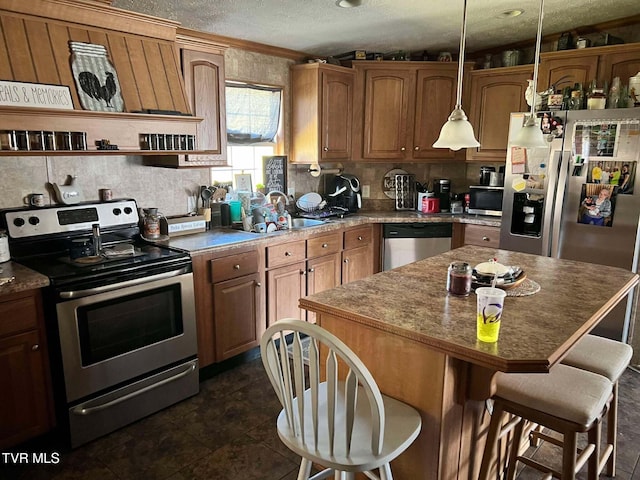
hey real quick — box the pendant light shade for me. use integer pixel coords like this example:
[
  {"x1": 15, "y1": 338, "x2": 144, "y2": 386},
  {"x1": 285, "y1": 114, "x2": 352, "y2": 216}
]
[
  {"x1": 513, "y1": 114, "x2": 548, "y2": 148},
  {"x1": 512, "y1": 0, "x2": 547, "y2": 148},
  {"x1": 433, "y1": 0, "x2": 479, "y2": 150},
  {"x1": 432, "y1": 106, "x2": 479, "y2": 150}
]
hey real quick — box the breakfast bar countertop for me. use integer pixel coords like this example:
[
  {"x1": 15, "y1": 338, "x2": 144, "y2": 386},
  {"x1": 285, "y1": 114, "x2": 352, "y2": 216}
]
[{"x1": 300, "y1": 245, "x2": 639, "y2": 373}]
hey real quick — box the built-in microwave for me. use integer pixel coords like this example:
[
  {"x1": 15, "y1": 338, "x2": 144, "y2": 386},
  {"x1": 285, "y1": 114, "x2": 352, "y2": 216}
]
[{"x1": 468, "y1": 186, "x2": 503, "y2": 216}]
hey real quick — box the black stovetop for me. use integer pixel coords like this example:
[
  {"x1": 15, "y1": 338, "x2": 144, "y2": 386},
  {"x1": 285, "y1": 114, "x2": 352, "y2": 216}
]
[{"x1": 15, "y1": 240, "x2": 191, "y2": 288}]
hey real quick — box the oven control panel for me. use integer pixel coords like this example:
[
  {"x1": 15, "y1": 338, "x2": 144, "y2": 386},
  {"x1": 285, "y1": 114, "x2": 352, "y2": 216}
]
[{"x1": 4, "y1": 200, "x2": 139, "y2": 238}]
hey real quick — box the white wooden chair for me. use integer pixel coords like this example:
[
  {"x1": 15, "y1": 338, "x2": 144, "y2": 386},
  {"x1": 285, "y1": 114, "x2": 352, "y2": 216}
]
[{"x1": 260, "y1": 319, "x2": 422, "y2": 480}]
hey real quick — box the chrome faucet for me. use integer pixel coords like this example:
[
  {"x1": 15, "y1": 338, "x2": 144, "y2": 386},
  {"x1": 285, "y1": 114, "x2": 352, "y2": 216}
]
[{"x1": 92, "y1": 223, "x2": 102, "y2": 256}]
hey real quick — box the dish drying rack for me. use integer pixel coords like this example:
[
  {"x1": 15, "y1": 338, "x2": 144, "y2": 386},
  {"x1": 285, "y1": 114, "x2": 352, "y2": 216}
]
[{"x1": 395, "y1": 174, "x2": 417, "y2": 210}]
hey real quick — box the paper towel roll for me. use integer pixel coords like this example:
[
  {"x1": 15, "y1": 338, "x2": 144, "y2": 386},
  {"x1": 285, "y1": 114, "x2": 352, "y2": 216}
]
[{"x1": 308, "y1": 163, "x2": 342, "y2": 177}]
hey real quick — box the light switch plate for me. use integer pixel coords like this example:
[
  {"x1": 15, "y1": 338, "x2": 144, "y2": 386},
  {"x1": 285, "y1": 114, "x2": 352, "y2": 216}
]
[{"x1": 362, "y1": 184, "x2": 370, "y2": 198}]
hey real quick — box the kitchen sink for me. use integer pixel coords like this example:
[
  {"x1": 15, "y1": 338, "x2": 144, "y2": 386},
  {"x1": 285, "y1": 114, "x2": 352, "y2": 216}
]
[{"x1": 290, "y1": 218, "x2": 326, "y2": 229}]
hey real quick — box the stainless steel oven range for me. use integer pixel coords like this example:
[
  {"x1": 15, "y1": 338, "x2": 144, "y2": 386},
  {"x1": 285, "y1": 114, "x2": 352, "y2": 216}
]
[{"x1": 1, "y1": 200, "x2": 198, "y2": 448}]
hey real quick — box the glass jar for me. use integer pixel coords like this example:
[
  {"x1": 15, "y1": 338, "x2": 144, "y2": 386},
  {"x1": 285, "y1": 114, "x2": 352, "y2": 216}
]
[
  {"x1": 0, "y1": 230, "x2": 10, "y2": 263},
  {"x1": 447, "y1": 261, "x2": 472, "y2": 296},
  {"x1": 142, "y1": 208, "x2": 163, "y2": 239}
]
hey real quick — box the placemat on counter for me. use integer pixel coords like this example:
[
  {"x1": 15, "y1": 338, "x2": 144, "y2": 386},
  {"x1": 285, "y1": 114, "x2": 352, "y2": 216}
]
[{"x1": 506, "y1": 278, "x2": 540, "y2": 297}]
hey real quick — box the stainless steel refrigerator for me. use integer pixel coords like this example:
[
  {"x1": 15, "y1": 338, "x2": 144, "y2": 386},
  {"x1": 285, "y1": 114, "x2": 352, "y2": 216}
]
[{"x1": 500, "y1": 108, "x2": 640, "y2": 342}]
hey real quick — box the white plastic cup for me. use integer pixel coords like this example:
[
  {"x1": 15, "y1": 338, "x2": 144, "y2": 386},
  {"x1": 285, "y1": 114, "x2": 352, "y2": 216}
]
[{"x1": 476, "y1": 287, "x2": 507, "y2": 342}]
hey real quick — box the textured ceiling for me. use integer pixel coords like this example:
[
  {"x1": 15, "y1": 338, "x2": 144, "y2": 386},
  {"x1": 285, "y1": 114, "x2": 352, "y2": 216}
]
[{"x1": 112, "y1": 0, "x2": 640, "y2": 57}]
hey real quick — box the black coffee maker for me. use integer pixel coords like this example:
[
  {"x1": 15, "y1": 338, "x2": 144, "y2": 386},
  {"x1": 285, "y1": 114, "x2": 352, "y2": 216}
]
[{"x1": 327, "y1": 174, "x2": 362, "y2": 213}]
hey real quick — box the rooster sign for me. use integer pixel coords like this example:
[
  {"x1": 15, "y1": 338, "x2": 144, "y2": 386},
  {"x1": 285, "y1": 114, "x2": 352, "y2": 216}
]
[{"x1": 70, "y1": 42, "x2": 124, "y2": 112}]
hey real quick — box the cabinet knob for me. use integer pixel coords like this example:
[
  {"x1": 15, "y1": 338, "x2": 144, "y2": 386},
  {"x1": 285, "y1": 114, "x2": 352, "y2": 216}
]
[
  {"x1": 482, "y1": 236, "x2": 490, "y2": 241},
  {"x1": 234, "y1": 264, "x2": 240, "y2": 270},
  {"x1": 308, "y1": 268, "x2": 315, "y2": 273},
  {"x1": 344, "y1": 258, "x2": 350, "y2": 264},
  {"x1": 322, "y1": 243, "x2": 328, "y2": 248},
  {"x1": 414, "y1": 146, "x2": 420, "y2": 151},
  {"x1": 300, "y1": 270, "x2": 306, "y2": 275},
  {"x1": 32, "y1": 344, "x2": 40, "y2": 351},
  {"x1": 400, "y1": 147, "x2": 406, "y2": 151},
  {"x1": 255, "y1": 282, "x2": 262, "y2": 287},
  {"x1": 285, "y1": 251, "x2": 292, "y2": 256},
  {"x1": 323, "y1": 147, "x2": 328, "y2": 151},
  {"x1": 357, "y1": 236, "x2": 363, "y2": 241}
]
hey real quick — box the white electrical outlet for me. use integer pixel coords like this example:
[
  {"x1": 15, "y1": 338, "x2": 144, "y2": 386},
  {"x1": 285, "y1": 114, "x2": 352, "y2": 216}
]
[{"x1": 362, "y1": 184, "x2": 370, "y2": 198}]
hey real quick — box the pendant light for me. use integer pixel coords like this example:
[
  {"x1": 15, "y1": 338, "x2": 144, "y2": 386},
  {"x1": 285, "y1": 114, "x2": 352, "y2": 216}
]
[
  {"x1": 433, "y1": 0, "x2": 479, "y2": 151},
  {"x1": 512, "y1": 0, "x2": 547, "y2": 148}
]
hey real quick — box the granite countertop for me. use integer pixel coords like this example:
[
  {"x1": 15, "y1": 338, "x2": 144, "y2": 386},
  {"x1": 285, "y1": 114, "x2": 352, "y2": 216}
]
[
  {"x1": 159, "y1": 212, "x2": 501, "y2": 254},
  {"x1": 299, "y1": 245, "x2": 639, "y2": 373},
  {"x1": 0, "y1": 261, "x2": 49, "y2": 296}
]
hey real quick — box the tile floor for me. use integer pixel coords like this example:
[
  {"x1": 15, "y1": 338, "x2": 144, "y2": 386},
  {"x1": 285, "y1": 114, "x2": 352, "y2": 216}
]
[{"x1": 2, "y1": 358, "x2": 639, "y2": 480}]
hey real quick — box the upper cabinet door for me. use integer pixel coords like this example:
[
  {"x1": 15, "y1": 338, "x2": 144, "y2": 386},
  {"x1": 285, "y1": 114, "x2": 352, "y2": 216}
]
[
  {"x1": 467, "y1": 66, "x2": 532, "y2": 162},
  {"x1": 538, "y1": 52, "x2": 599, "y2": 91},
  {"x1": 362, "y1": 68, "x2": 415, "y2": 160},
  {"x1": 291, "y1": 64, "x2": 354, "y2": 164},
  {"x1": 596, "y1": 44, "x2": 640, "y2": 88},
  {"x1": 412, "y1": 66, "x2": 457, "y2": 159},
  {"x1": 181, "y1": 49, "x2": 227, "y2": 163},
  {"x1": 321, "y1": 69, "x2": 354, "y2": 160}
]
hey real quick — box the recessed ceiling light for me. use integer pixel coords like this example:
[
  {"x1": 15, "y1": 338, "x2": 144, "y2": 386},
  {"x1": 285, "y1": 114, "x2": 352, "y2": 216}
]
[
  {"x1": 499, "y1": 9, "x2": 524, "y2": 18},
  {"x1": 336, "y1": 0, "x2": 363, "y2": 7}
]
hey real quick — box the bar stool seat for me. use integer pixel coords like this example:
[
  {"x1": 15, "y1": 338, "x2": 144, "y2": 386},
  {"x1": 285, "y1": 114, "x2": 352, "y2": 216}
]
[
  {"x1": 479, "y1": 364, "x2": 613, "y2": 480},
  {"x1": 560, "y1": 334, "x2": 633, "y2": 476},
  {"x1": 562, "y1": 334, "x2": 632, "y2": 382}
]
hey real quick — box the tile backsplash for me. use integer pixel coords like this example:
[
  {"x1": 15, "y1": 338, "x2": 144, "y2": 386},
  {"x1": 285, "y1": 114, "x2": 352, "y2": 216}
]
[
  {"x1": 288, "y1": 161, "x2": 504, "y2": 211},
  {"x1": 0, "y1": 156, "x2": 209, "y2": 215}
]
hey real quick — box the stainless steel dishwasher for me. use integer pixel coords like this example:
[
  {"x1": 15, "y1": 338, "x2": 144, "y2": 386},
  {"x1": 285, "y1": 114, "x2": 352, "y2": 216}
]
[{"x1": 383, "y1": 223, "x2": 452, "y2": 270}]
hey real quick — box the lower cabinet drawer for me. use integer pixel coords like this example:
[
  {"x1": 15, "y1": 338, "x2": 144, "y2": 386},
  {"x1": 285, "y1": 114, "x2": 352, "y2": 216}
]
[
  {"x1": 464, "y1": 224, "x2": 500, "y2": 248},
  {"x1": 344, "y1": 226, "x2": 372, "y2": 250},
  {"x1": 210, "y1": 251, "x2": 259, "y2": 283},
  {"x1": 307, "y1": 232, "x2": 342, "y2": 259},
  {"x1": 266, "y1": 240, "x2": 306, "y2": 268}
]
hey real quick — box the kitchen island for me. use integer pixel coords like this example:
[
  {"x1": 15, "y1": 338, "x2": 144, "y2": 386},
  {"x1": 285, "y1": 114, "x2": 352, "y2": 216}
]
[{"x1": 299, "y1": 246, "x2": 639, "y2": 480}]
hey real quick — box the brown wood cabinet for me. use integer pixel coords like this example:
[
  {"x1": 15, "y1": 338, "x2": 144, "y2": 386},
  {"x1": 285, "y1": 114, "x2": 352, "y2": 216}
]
[
  {"x1": 460, "y1": 224, "x2": 501, "y2": 248},
  {"x1": 342, "y1": 225, "x2": 375, "y2": 283},
  {"x1": 0, "y1": 0, "x2": 206, "y2": 157},
  {"x1": 291, "y1": 64, "x2": 354, "y2": 164},
  {"x1": 352, "y1": 62, "x2": 460, "y2": 161},
  {"x1": 192, "y1": 247, "x2": 264, "y2": 366},
  {"x1": 466, "y1": 65, "x2": 533, "y2": 163},
  {"x1": 147, "y1": 29, "x2": 229, "y2": 167},
  {"x1": 538, "y1": 43, "x2": 640, "y2": 94},
  {"x1": 266, "y1": 239, "x2": 307, "y2": 326},
  {"x1": 0, "y1": 289, "x2": 54, "y2": 449},
  {"x1": 265, "y1": 232, "x2": 342, "y2": 325}
]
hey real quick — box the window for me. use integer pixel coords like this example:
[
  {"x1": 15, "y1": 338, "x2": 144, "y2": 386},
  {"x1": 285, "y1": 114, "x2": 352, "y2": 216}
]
[{"x1": 212, "y1": 82, "x2": 283, "y2": 190}]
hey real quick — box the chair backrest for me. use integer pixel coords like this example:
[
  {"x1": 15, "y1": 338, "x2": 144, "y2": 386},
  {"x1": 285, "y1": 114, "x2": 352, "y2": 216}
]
[{"x1": 260, "y1": 318, "x2": 386, "y2": 456}]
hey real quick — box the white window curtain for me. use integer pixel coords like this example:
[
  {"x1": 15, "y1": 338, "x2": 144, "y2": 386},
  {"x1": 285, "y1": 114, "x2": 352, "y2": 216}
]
[{"x1": 226, "y1": 82, "x2": 282, "y2": 145}]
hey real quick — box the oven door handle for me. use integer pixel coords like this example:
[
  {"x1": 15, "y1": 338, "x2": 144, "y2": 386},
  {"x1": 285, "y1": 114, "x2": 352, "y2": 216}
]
[
  {"x1": 58, "y1": 266, "x2": 191, "y2": 299},
  {"x1": 70, "y1": 361, "x2": 196, "y2": 416}
]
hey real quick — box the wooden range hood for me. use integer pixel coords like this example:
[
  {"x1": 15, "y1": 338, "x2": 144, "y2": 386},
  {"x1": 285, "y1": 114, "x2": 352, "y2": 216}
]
[{"x1": 0, "y1": 0, "x2": 206, "y2": 156}]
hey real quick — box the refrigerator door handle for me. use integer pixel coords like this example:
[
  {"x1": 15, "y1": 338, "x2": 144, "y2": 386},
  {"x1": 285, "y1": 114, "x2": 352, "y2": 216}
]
[{"x1": 550, "y1": 150, "x2": 570, "y2": 258}]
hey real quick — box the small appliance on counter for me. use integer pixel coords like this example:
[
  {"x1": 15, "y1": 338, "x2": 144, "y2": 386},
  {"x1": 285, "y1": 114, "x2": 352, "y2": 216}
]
[
  {"x1": 327, "y1": 174, "x2": 362, "y2": 213},
  {"x1": 468, "y1": 185, "x2": 504, "y2": 216},
  {"x1": 434, "y1": 179, "x2": 451, "y2": 213},
  {"x1": 417, "y1": 192, "x2": 439, "y2": 214}
]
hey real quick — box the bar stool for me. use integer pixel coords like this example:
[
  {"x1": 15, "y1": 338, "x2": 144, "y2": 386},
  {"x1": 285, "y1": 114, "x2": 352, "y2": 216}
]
[
  {"x1": 560, "y1": 334, "x2": 633, "y2": 476},
  {"x1": 479, "y1": 364, "x2": 613, "y2": 480}
]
